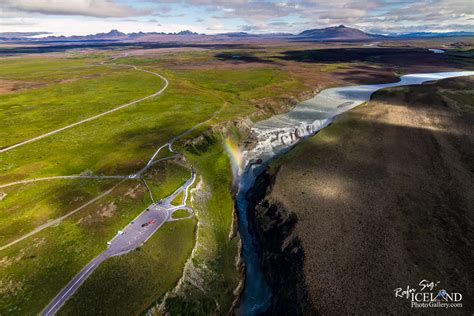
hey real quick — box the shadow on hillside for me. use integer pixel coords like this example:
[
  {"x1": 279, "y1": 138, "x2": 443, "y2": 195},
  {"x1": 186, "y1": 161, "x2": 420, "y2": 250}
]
[
  {"x1": 275, "y1": 47, "x2": 452, "y2": 67},
  {"x1": 270, "y1": 105, "x2": 473, "y2": 313},
  {"x1": 214, "y1": 52, "x2": 275, "y2": 64}
]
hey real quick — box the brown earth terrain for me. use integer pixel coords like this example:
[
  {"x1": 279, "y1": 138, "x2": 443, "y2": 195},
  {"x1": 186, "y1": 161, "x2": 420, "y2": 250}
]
[
  {"x1": 0, "y1": 79, "x2": 46, "y2": 94},
  {"x1": 249, "y1": 77, "x2": 474, "y2": 315}
]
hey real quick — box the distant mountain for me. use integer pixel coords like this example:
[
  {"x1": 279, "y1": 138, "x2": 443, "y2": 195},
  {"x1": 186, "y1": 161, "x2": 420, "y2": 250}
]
[
  {"x1": 35, "y1": 29, "x2": 128, "y2": 41},
  {"x1": 30, "y1": 29, "x2": 202, "y2": 42},
  {"x1": 5, "y1": 26, "x2": 473, "y2": 43},
  {"x1": 389, "y1": 31, "x2": 474, "y2": 38},
  {"x1": 218, "y1": 32, "x2": 252, "y2": 37},
  {"x1": 176, "y1": 30, "x2": 199, "y2": 35},
  {"x1": 217, "y1": 31, "x2": 293, "y2": 38},
  {"x1": 102, "y1": 29, "x2": 126, "y2": 37},
  {"x1": 296, "y1": 25, "x2": 384, "y2": 41}
]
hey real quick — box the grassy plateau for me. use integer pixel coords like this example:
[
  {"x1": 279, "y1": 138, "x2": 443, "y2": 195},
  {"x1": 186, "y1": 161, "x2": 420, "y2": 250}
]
[
  {"x1": 0, "y1": 39, "x2": 472, "y2": 315},
  {"x1": 0, "y1": 48, "x2": 310, "y2": 315}
]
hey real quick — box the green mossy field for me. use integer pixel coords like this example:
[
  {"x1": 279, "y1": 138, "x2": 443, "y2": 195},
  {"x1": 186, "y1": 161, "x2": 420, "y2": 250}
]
[
  {"x1": 1, "y1": 69, "x2": 162, "y2": 146},
  {"x1": 0, "y1": 50, "x2": 309, "y2": 315}
]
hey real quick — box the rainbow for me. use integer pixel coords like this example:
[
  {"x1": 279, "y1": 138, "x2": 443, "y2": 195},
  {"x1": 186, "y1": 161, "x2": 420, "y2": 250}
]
[{"x1": 224, "y1": 137, "x2": 244, "y2": 172}]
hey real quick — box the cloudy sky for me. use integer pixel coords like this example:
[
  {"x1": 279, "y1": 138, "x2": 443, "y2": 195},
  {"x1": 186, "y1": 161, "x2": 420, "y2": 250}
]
[{"x1": 1, "y1": 0, "x2": 473, "y2": 36}]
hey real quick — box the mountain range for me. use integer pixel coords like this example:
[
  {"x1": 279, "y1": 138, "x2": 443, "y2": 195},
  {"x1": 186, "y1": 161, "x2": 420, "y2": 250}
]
[{"x1": 1, "y1": 25, "x2": 472, "y2": 42}]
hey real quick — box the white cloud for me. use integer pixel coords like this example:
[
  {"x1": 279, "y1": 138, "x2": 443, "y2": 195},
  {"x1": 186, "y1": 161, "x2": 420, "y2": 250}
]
[
  {"x1": 177, "y1": 0, "x2": 473, "y2": 33},
  {"x1": 1, "y1": 0, "x2": 150, "y2": 18},
  {"x1": 1, "y1": 0, "x2": 473, "y2": 34}
]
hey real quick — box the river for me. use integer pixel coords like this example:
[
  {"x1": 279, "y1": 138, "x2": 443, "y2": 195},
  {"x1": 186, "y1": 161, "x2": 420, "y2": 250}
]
[{"x1": 235, "y1": 71, "x2": 474, "y2": 315}]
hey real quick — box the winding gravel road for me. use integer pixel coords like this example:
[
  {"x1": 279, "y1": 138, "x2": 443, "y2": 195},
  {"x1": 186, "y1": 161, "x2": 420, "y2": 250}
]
[
  {"x1": 0, "y1": 106, "x2": 214, "y2": 251},
  {"x1": 1, "y1": 54, "x2": 214, "y2": 315},
  {"x1": 0, "y1": 62, "x2": 168, "y2": 154}
]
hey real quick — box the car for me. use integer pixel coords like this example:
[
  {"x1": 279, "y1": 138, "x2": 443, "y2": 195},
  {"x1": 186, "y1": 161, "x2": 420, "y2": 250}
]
[
  {"x1": 131, "y1": 221, "x2": 135, "y2": 224},
  {"x1": 107, "y1": 241, "x2": 111, "y2": 245},
  {"x1": 148, "y1": 219, "x2": 157, "y2": 225},
  {"x1": 117, "y1": 230, "x2": 125, "y2": 235},
  {"x1": 141, "y1": 222, "x2": 149, "y2": 227}
]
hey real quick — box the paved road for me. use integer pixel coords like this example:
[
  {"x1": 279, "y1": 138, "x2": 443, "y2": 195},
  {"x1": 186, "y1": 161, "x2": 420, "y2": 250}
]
[
  {"x1": 41, "y1": 169, "x2": 196, "y2": 315},
  {"x1": 0, "y1": 62, "x2": 168, "y2": 154}
]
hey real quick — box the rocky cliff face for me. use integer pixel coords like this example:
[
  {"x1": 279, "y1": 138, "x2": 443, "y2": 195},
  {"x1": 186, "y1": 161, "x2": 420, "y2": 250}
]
[
  {"x1": 245, "y1": 77, "x2": 474, "y2": 315},
  {"x1": 245, "y1": 169, "x2": 315, "y2": 315}
]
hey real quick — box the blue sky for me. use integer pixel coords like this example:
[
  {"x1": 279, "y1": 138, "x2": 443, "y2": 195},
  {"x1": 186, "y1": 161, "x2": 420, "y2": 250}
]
[{"x1": 1, "y1": 0, "x2": 473, "y2": 36}]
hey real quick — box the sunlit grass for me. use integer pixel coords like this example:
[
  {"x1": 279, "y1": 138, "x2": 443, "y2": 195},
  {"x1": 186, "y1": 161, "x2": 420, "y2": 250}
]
[{"x1": 0, "y1": 161, "x2": 191, "y2": 315}]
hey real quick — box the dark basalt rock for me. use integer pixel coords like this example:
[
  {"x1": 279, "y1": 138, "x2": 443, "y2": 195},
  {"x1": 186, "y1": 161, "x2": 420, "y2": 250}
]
[{"x1": 245, "y1": 168, "x2": 316, "y2": 315}]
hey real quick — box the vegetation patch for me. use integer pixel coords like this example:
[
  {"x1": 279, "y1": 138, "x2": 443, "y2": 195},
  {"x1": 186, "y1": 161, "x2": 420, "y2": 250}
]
[
  {"x1": 159, "y1": 137, "x2": 240, "y2": 315},
  {"x1": 171, "y1": 209, "x2": 190, "y2": 219},
  {"x1": 170, "y1": 191, "x2": 185, "y2": 206},
  {"x1": 1, "y1": 69, "x2": 163, "y2": 147},
  {"x1": 0, "y1": 178, "x2": 119, "y2": 246}
]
